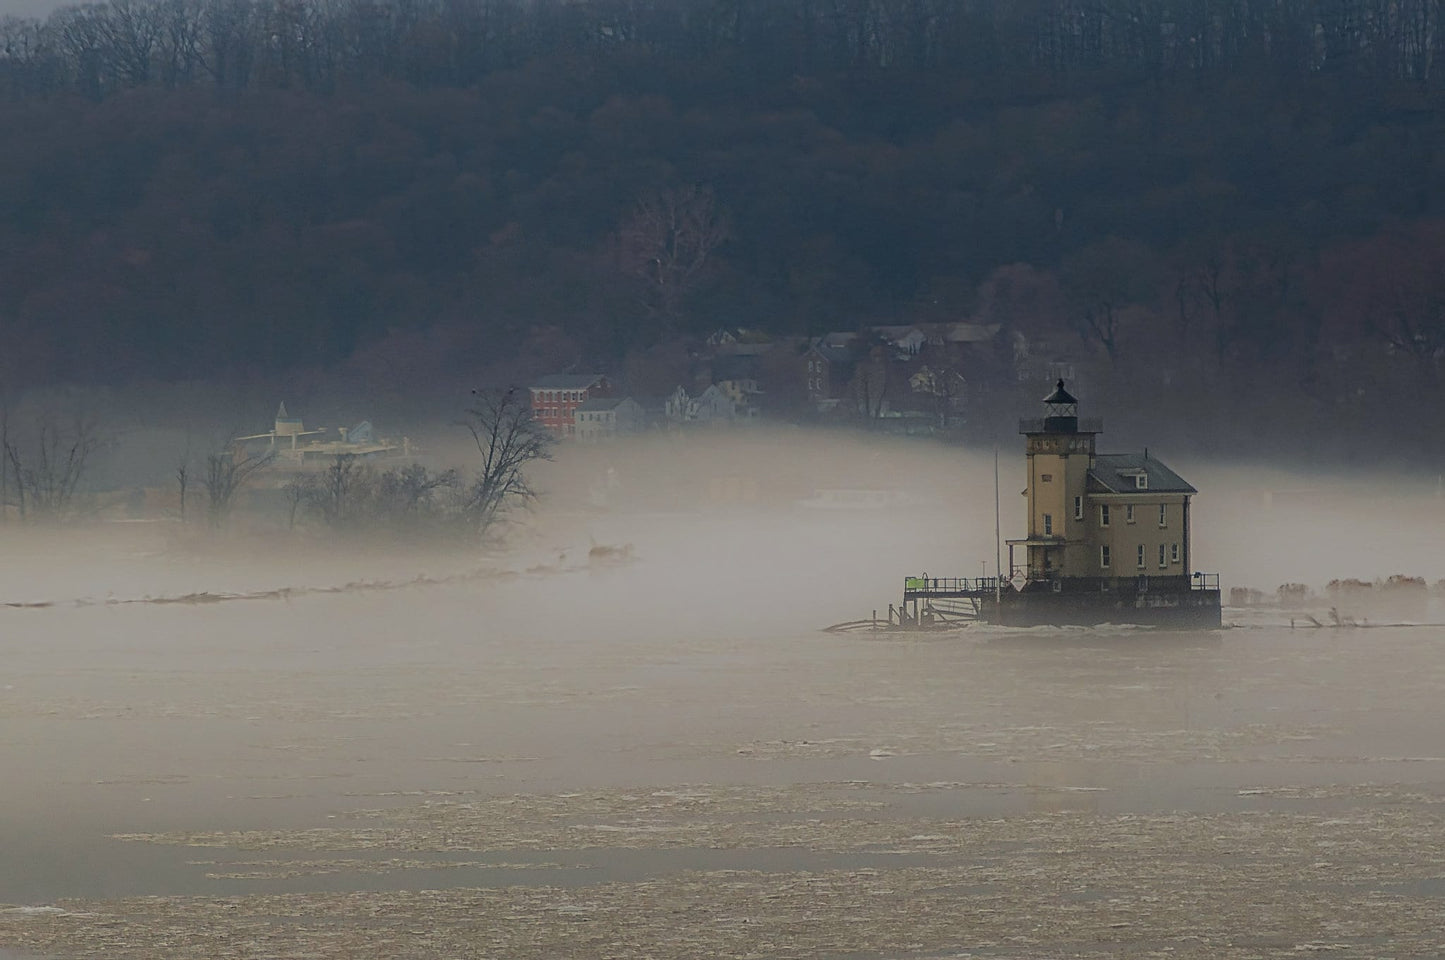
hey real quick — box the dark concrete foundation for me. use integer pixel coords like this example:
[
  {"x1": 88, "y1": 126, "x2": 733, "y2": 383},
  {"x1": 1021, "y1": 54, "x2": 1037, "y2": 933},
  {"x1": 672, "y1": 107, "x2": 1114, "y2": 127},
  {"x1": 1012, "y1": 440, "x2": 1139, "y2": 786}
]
[{"x1": 982, "y1": 577, "x2": 1223, "y2": 628}]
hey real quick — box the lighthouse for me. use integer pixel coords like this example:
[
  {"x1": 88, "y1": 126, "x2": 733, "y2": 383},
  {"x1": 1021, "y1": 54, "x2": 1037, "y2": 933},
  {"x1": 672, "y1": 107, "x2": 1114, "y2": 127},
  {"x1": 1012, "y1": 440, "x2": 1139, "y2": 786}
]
[{"x1": 989, "y1": 380, "x2": 1218, "y2": 625}]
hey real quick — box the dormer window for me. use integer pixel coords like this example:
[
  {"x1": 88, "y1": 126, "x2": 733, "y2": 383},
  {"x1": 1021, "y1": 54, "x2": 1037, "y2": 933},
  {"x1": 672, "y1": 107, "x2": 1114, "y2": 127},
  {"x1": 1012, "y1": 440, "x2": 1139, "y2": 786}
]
[{"x1": 1134, "y1": 474, "x2": 1148, "y2": 490}]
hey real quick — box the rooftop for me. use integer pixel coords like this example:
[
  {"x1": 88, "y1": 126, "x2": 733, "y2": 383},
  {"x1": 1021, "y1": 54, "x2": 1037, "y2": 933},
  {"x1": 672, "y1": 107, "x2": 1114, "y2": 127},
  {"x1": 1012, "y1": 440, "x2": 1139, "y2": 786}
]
[
  {"x1": 808, "y1": 337, "x2": 855, "y2": 363},
  {"x1": 1044, "y1": 379, "x2": 1078, "y2": 406},
  {"x1": 576, "y1": 397, "x2": 629, "y2": 412},
  {"x1": 1087, "y1": 453, "x2": 1197, "y2": 494},
  {"x1": 945, "y1": 322, "x2": 1001, "y2": 343},
  {"x1": 531, "y1": 373, "x2": 607, "y2": 390}
]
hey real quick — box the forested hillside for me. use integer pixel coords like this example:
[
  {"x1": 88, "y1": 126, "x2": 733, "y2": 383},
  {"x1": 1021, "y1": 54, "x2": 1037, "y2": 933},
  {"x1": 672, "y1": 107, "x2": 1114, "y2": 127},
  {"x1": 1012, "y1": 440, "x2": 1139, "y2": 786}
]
[{"x1": 2, "y1": 0, "x2": 1444, "y2": 457}]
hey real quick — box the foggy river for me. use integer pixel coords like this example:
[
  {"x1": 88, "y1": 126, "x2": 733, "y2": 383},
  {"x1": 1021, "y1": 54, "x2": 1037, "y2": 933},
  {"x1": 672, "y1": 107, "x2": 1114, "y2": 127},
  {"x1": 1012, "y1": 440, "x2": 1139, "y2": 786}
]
[{"x1": 2, "y1": 453, "x2": 1445, "y2": 958}]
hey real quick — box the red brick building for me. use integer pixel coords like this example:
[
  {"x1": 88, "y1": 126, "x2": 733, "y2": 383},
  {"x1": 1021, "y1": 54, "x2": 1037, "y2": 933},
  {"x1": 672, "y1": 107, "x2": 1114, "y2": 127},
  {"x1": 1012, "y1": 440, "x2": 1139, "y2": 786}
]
[{"x1": 528, "y1": 373, "x2": 611, "y2": 436}]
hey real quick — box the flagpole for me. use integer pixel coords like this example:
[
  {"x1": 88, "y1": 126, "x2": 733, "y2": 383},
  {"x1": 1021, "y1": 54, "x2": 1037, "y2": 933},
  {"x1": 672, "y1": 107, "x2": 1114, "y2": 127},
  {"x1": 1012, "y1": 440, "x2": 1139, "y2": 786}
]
[{"x1": 994, "y1": 444, "x2": 1002, "y2": 605}]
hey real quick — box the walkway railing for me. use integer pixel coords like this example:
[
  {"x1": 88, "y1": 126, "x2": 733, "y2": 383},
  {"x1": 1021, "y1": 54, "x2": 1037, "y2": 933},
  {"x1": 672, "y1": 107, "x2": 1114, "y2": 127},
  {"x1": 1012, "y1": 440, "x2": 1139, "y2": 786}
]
[{"x1": 903, "y1": 576, "x2": 999, "y2": 596}]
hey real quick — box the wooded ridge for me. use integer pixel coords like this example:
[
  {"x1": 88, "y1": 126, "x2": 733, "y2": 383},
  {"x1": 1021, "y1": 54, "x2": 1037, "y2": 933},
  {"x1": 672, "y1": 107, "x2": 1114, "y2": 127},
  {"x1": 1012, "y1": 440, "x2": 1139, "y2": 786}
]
[{"x1": 1, "y1": 0, "x2": 1444, "y2": 457}]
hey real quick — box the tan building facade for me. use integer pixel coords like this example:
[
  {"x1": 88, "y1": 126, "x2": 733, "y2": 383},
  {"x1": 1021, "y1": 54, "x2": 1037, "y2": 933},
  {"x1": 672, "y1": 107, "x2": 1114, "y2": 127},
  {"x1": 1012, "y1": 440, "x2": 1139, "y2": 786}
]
[{"x1": 1009, "y1": 382, "x2": 1195, "y2": 585}]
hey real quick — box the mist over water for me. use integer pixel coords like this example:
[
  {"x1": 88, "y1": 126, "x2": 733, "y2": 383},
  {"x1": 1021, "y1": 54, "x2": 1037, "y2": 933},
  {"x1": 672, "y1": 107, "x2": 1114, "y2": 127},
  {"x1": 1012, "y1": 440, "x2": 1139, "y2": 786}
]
[{"x1": 1, "y1": 429, "x2": 1444, "y2": 957}]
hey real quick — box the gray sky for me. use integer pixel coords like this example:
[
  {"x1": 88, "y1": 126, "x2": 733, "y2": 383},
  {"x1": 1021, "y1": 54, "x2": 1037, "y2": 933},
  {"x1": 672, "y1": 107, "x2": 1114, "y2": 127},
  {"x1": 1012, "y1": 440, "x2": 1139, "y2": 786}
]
[{"x1": 0, "y1": 0, "x2": 65, "y2": 18}]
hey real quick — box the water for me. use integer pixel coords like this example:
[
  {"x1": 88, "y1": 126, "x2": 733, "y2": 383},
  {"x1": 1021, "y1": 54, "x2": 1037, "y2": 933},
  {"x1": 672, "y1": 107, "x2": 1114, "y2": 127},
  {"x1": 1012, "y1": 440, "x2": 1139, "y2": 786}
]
[{"x1": 1, "y1": 506, "x2": 1444, "y2": 958}]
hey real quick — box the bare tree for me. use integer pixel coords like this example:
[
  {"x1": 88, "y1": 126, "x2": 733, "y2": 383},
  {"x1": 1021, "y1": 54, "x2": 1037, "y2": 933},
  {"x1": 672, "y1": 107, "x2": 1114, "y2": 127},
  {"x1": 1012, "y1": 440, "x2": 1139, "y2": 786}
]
[
  {"x1": 851, "y1": 355, "x2": 890, "y2": 420},
  {"x1": 616, "y1": 184, "x2": 729, "y2": 330},
  {"x1": 201, "y1": 446, "x2": 273, "y2": 528},
  {"x1": 1173, "y1": 252, "x2": 1229, "y2": 354},
  {"x1": 317, "y1": 452, "x2": 368, "y2": 525},
  {"x1": 848, "y1": 336, "x2": 894, "y2": 421},
  {"x1": 282, "y1": 473, "x2": 317, "y2": 529},
  {"x1": 1324, "y1": 221, "x2": 1445, "y2": 385},
  {"x1": 202, "y1": 0, "x2": 259, "y2": 89},
  {"x1": 95, "y1": 0, "x2": 163, "y2": 86},
  {"x1": 1061, "y1": 237, "x2": 1159, "y2": 364},
  {"x1": 52, "y1": 5, "x2": 108, "y2": 98},
  {"x1": 459, "y1": 387, "x2": 552, "y2": 534},
  {"x1": 376, "y1": 461, "x2": 457, "y2": 517},
  {"x1": 912, "y1": 361, "x2": 967, "y2": 429},
  {"x1": 0, "y1": 400, "x2": 9, "y2": 522},
  {"x1": 176, "y1": 459, "x2": 190, "y2": 522},
  {"x1": 2, "y1": 406, "x2": 100, "y2": 521},
  {"x1": 156, "y1": 0, "x2": 206, "y2": 87}
]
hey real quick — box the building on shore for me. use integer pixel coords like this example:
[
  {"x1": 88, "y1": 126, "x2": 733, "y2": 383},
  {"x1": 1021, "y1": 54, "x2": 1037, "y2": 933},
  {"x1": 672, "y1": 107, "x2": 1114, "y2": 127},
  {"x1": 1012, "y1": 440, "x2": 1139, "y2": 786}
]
[
  {"x1": 528, "y1": 374, "x2": 612, "y2": 437},
  {"x1": 896, "y1": 381, "x2": 1221, "y2": 628},
  {"x1": 234, "y1": 403, "x2": 410, "y2": 472},
  {"x1": 575, "y1": 397, "x2": 645, "y2": 440}
]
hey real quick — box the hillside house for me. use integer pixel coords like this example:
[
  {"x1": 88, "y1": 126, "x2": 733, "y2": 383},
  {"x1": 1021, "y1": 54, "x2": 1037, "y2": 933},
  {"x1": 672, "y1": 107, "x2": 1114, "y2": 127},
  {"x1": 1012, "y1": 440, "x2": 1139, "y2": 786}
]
[
  {"x1": 575, "y1": 397, "x2": 645, "y2": 440},
  {"x1": 873, "y1": 324, "x2": 929, "y2": 357},
  {"x1": 705, "y1": 352, "x2": 765, "y2": 416},
  {"x1": 944, "y1": 321, "x2": 1001, "y2": 345},
  {"x1": 663, "y1": 384, "x2": 742, "y2": 424},
  {"x1": 694, "y1": 384, "x2": 741, "y2": 422},
  {"x1": 714, "y1": 378, "x2": 762, "y2": 415},
  {"x1": 529, "y1": 374, "x2": 611, "y2": 437},
  {"x1": 908, "y1": 365, "x2": 968, "y2": 425},
  {"x1": 801, "y1": 338, "x2": 855, "y2": 406}
]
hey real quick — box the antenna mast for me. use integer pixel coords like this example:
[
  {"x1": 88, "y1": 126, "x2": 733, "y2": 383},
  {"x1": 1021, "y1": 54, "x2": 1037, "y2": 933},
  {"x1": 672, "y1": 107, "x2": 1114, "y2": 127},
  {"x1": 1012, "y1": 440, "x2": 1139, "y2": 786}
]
[{"x1": 994, "y1": 445, "x2": 1002, "y2": 604}]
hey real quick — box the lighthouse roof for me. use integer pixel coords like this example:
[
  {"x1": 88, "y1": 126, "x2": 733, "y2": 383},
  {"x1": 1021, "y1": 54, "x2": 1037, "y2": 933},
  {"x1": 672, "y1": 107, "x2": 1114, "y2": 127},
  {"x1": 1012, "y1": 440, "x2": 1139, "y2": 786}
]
[
  {"x1": 1043, "y1": 379, "x2": 1077, "y2": 406},
  {"x1": 1087, "y1": 453, "x2": 1196, "y2": 494}
]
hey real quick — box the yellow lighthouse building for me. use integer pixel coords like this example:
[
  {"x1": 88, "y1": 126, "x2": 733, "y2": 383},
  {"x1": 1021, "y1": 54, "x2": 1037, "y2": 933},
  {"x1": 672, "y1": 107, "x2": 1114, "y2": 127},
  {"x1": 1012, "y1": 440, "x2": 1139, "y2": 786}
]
[
  {"x1": 988, "y1": 380, "x2": 1220, "y2": 626},
  {"x1": 1010, "y1": 379, "x2": 1197, "y2": 585},
  {"x1": 891, "y1": 379, "x2": 1221, "y2": 628}
]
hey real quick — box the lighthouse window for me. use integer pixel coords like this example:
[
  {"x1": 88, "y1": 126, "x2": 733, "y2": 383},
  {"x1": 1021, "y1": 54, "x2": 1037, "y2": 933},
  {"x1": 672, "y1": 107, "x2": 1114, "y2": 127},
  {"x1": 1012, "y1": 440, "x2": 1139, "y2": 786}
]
[
  {"x1": 1136, "y1": 544, "x2": 1146, "y2": 568},
  {"x1": 1099, "y1": 505, "x2": 1110, "y2": 526},
  {"x1": 1159, "y1": 504, "x2": 1168, "y2": 527},
  {"x1": 1101, "y1": 545, "x2": 1111, "y2": 568},
  {"x1": 1041, "y1": 473, "x2": 1053, "y2": 482},
  {"x1": 1125, "y1": 505, "x2": 1135, "y2": 523},
  {"x1": 1073, "y1": 496, "x2": 1083, "y2": 520},
  {"x1": 1043, "y1": 514, "x2": 1053, "y2": 535},
  {"x1": 1159, "y1": 544, "x2": 1168, "y2": 568}
]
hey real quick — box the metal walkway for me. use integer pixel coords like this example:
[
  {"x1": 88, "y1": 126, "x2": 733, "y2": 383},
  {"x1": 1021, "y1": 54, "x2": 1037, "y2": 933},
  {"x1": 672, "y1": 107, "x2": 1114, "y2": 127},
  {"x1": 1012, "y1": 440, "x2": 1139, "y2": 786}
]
[{"x1": 903, "y1": 576, "x2": 1001, "y2": 600}]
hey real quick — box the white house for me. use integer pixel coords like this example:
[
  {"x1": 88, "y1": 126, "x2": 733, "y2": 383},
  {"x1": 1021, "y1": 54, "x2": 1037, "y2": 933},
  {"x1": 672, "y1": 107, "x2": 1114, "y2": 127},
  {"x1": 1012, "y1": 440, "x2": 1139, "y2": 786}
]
[
  {"x1": 574, "y1": 397, "x2": 645, "y2": 440},
  {"x1": 714, "y1": 377, "x2": 763, "y2": 416},
  {"x1": 664, "y1": 384, "x2": 740, "y2": 424},
  {"x1": 689, "y1": 384, "x2": 737, "y2": 423}
]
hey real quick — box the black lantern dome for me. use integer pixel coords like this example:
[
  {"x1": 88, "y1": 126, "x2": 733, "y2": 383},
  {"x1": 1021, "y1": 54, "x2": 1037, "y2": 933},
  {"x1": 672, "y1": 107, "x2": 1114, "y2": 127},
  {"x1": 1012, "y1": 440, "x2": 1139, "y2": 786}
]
[{"x1": 1042, "y1": 379, "x2": 1079, "y2": 431}]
